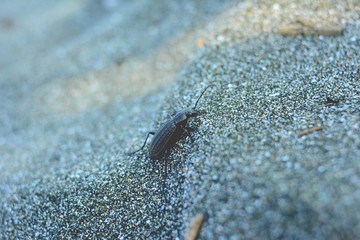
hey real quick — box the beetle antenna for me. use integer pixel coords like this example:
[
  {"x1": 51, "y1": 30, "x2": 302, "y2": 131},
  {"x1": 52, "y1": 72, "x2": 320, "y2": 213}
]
[{"x1": 193, "y1": 85, "x2": 211, "y2": 110}]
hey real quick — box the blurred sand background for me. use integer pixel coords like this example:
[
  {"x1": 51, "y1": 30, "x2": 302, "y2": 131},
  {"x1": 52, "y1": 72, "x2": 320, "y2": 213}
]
[{"x1": 1, "y1": 0, "x2": 359, "y2": 239}]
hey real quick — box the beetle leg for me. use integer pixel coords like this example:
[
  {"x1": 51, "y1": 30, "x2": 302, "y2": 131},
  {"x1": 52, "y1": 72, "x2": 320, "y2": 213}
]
[
  {"x1": 161, "y1": 149, "x2": 170, "y2": 216},
  {"x1": 184, "y1": 127, "x2": 195, "y2": 143},
  {"x1": 186, "y1": 126, "x2": 195, "y2": 132},
  {"x1": 130, "y1": 131, "x2": 155, "y2": 154}
]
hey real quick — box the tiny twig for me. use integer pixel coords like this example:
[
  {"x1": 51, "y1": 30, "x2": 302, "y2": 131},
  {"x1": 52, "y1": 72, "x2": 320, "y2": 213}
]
[
  {"x1": 184, "y1": 213, "x2": 207, "y2": 240},
  {"x1": 298, "y1": 126, "x2": 323, "y2": 137}
]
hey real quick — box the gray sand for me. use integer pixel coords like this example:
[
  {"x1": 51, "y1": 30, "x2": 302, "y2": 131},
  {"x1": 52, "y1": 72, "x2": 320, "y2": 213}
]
[{"x1": 1, "y1": 0, "x2": 359, "y2": 239}]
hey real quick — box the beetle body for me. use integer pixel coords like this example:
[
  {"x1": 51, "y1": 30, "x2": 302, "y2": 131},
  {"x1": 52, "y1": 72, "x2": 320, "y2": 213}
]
[
  {"x1": 149, "y1": 110, "x2": 199, "y2": 160},
  {"x1": 130, "y1": 86, "x2": 210, "y2": 160}
]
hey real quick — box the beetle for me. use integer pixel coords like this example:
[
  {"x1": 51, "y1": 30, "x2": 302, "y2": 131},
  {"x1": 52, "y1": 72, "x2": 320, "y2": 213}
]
[{"x1": 131, "y1": 85, "x2": 211, "y2": 160}]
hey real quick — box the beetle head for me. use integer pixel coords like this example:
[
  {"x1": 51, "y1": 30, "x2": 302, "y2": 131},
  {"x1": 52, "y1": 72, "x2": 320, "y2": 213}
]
[
  {"x1": 173, "y1": 85, "x2": 211, "y2": 125},
  {"x1": 173, "y1": 110, "x2": 200, "y2": 126},
  {"x1": 185, "y1": 109, "x2": 200, "y2": 118}
]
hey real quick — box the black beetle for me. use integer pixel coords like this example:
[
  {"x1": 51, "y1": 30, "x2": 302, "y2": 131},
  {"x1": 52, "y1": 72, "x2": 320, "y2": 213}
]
[{"x1": 131, "y1": 86, "x2": 211, "y2": 160}]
